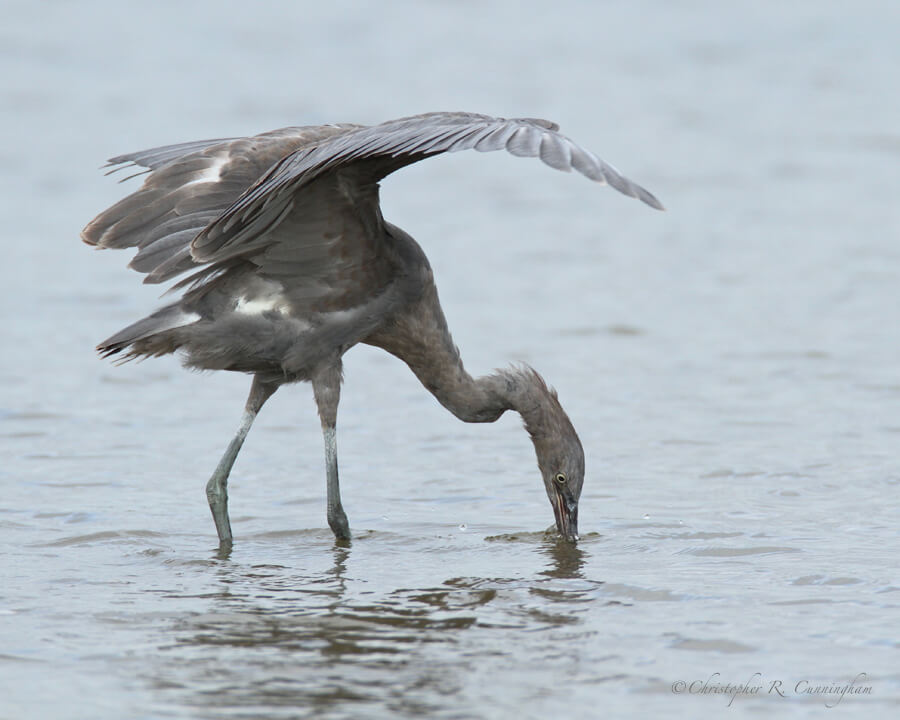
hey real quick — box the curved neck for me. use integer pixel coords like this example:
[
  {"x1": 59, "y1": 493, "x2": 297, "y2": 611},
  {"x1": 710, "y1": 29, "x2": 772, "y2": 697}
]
[
  {"x1": 365, "y1": 282, "x2": 559, "y2": 436},
  {"x1": 362, "y1": 233, "x2": 582, "y2": 486},
  {"x1": 413, "y1": 356, "x2": 550, "y2": 430}
]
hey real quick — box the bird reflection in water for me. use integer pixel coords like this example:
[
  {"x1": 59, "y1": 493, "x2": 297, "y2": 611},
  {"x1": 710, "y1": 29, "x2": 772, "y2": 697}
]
[
  {"x1": 163, "y1": 533, "x2": 613, "y2": 715},
  {"x1": 539, "y1": 533, "x2": 587, "y2": 581}
]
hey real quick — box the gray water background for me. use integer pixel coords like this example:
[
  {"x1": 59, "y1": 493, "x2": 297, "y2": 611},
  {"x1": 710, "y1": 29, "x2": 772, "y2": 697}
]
[{"x1": 1, "y1": 1, "x2": 898, "y2": 718}]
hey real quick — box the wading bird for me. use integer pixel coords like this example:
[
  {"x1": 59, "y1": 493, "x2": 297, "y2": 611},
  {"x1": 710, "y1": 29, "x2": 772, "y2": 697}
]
[{"x1": 82, "y1": 112, "x2": 662, "y2": 546}]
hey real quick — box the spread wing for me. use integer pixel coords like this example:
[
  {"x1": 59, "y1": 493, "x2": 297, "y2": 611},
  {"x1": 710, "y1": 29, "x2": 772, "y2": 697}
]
[
  {"x1": 82, "y1": 112, "x2": 662, "y2": 295},
  {"x1": 191, "y1": 112, "x2": 663, "y2": 266},
  {"x1": 81, "y1": 123, "x2": 362, "y2": 283}
]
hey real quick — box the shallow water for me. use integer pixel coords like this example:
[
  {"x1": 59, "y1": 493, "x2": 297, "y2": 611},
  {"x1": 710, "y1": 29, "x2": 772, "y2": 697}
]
[{"x1": 2, "y1": 1, "x2": 899, "y2": 718}]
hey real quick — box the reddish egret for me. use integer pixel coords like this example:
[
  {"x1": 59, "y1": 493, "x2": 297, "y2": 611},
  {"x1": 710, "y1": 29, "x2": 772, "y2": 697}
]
[{"x1": 82, "y1": 112, "x2": 662, "y2": 546}]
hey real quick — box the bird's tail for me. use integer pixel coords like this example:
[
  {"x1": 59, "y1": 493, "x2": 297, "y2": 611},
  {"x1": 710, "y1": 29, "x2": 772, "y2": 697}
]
[{"x1": 98, "y1": 303, "x2": 200, "y2": 362}]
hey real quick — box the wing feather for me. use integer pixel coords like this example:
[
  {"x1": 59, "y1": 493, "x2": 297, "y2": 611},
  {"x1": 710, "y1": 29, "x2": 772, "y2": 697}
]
[
  {"x1": 104, "y1": 138, "x2": 236, "y2": 173},
  {"x1": 128, "y1": 230, "x2": 198, "y2": 273},
  {"x1": 191, "y1": 112, "x2": 663, "y2": 266},
  {"x1": 81, "y1": 124, "x2": 361, "y2": 283},
  {"x1": 83, "y1": 112, "x2": 663, "y2": 296},
  {"x1": 505, "y1": 125, "x2": 543, "y2": 157}
]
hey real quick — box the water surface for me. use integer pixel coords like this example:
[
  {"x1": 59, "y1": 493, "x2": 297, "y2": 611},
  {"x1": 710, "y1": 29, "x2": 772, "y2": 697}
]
[{"x1": 2, "y1": 1, "x2": 898, "y2": 718}]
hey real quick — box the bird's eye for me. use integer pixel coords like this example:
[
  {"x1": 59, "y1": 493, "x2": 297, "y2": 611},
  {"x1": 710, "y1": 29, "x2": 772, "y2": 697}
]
[{"x1": 554, "y1": 473, "x2": 567, "y2": 486}]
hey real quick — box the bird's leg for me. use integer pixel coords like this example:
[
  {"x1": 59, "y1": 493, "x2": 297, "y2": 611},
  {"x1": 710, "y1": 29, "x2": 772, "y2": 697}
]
[
  {"x1": 206, "y1": 375, "x2": 279, "y2": 545},
  {"x1": 311, "y1": 361, "x2": 350, "y2": 541}
]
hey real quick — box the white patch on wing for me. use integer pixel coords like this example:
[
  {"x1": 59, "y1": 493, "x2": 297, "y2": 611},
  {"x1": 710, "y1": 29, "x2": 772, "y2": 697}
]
[
  {"x1": 235, "y1": 295, "x2": 288, "y2": 315},
  {"x1": 183, "y1": 154, "x2": 227, "y2": 186},
  {"x1": 323, "y1": 307, "x2": 363, "y2": 324}
]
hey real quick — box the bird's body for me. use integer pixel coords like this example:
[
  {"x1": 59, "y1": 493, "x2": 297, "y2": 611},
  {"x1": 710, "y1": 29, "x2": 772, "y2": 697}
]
[{"x1": 82, "y1": 112, "x2": 661, "y2": 546}]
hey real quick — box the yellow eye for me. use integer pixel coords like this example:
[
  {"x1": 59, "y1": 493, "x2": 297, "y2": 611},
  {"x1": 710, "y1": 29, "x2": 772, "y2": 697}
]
[{"x1": 554, "y1": 473, "x2": 566, "y2": 486}]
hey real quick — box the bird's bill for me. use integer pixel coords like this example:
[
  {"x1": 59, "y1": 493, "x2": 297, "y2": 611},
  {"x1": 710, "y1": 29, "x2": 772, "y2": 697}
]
[{"x1": 552, "y1": 488, "x2": 579, "y2": 543}]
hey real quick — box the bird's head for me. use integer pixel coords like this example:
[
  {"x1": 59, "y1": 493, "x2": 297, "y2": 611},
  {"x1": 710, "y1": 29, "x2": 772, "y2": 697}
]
[
  {"x1": 501, "y1": 367, "x2": 584, "y2": 542},
  {"x1": 533, "y1": 417, "x2": 584, "y2": 543}
]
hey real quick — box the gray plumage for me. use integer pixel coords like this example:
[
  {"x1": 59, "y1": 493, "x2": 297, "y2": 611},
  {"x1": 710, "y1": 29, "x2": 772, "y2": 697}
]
[{"x1": 82, "y1": 111, "x2": 662, "y2": 546}]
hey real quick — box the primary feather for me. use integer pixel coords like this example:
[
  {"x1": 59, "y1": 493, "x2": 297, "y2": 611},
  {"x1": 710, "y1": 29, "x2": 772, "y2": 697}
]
[{"x1": 82, "y1": 112, "x2": 662, "y2": 291}]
